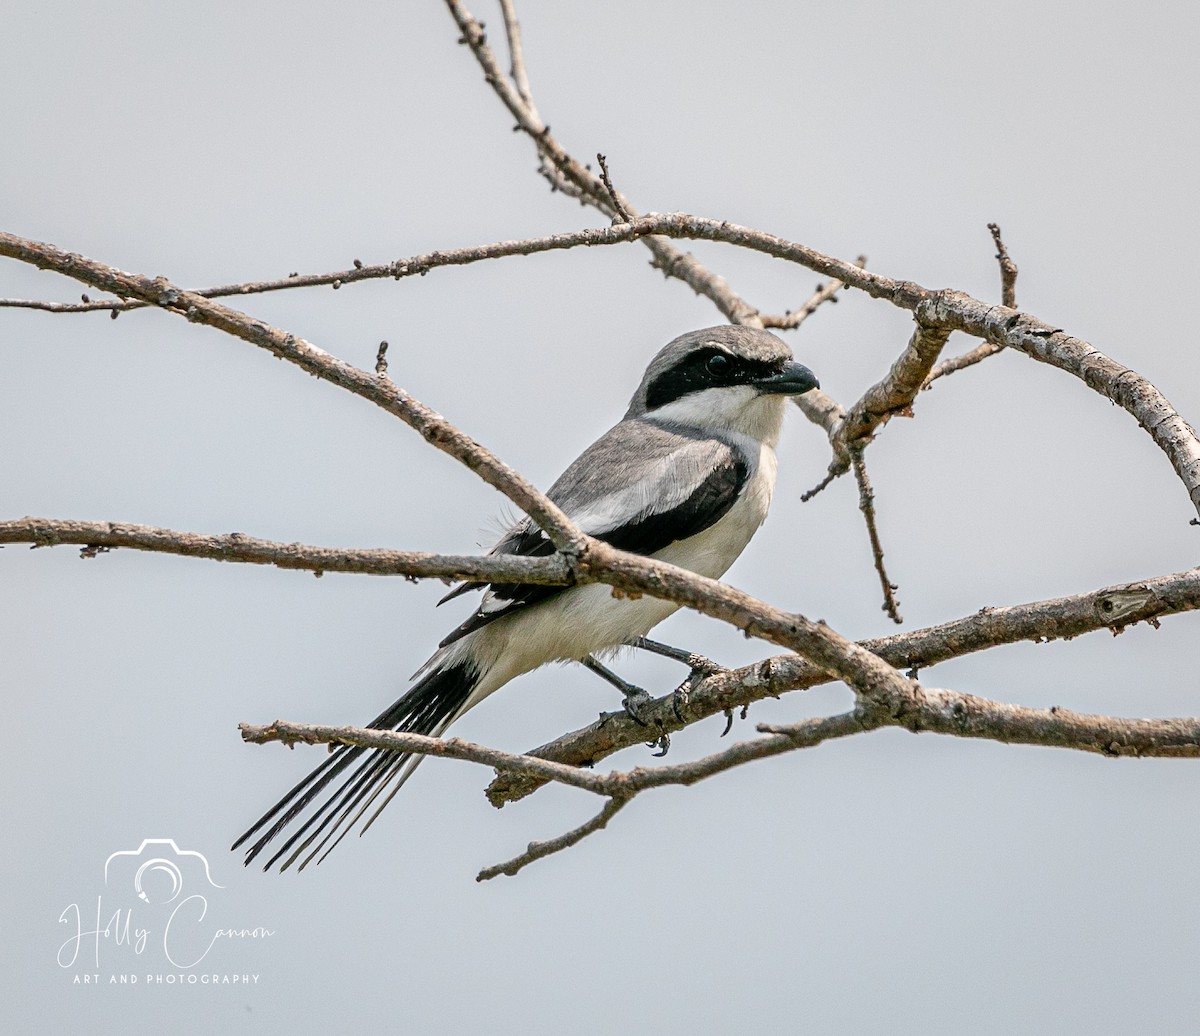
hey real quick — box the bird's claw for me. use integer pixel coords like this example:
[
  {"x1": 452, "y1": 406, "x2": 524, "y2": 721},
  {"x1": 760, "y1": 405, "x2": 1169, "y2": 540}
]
[
  {"x1": 670, "y1": 657, "x2": 727, "y2": 723},
  {"x1": 621, "y1": 687, "x2": 656, "y2": 726},
  {"x1": 671, "y1": 682, "x2": 691, "y2": 723}
]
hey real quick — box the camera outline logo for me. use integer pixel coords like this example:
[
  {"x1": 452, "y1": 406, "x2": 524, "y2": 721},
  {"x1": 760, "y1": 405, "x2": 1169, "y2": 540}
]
[{"x1": 103, "y1": 838, "x2": 224, "y2": 905}]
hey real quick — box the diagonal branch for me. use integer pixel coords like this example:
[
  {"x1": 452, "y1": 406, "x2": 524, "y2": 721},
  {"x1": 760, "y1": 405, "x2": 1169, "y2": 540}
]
[
  {"x1": 476, "y1": 796, "x2": 629, "y2": 881},
  {"x1": 445, "y1": 0, "x2": 762, "y2": 327},
  {"x1": 498, "y1": 0, "x2": 539, "y2": 119},
  {"x1": 0, "y1": 229, "x2": 929, "y2": 726},
  {"x1": 0, "y1": 230, "x2": 588, "y2": 558},
  {"x1": 760, "y1": 256, "x2": 867, "y2": 330},
  {"x1": 444, "y1": 1, "x2": 865, "y2": 454},
  {"x1": 806, "y1": 321, "x2": 953, "y2": 499}
]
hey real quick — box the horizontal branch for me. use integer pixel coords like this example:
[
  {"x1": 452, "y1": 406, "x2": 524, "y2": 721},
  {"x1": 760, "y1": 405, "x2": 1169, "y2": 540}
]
[
  {"x1": 239, "y1": 720, "x2": 610, "y2": 794},
  {"x1": 0, "y1": 516, "x2": 572, "y2": 584},
  {"x1": 246, "y1": 675, "x2": 1200, "y2": 878},
  {"x1": 903, "y1": 688, "x2": 1200, "y2": 757},
  {"x1": 486, "y1": 566, "x2": 1200, "y2": 803}
]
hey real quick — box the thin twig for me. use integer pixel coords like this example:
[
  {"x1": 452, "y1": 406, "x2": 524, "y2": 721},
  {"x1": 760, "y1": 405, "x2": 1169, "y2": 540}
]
[
  {"x1": 923, "y1": 222, "x2": 1019, "y2": 388},
  {"x1": 991, "y1": 221, "x2": 1019, "y2": 307},
  {"x1": 760, "y1": 255, "x2": 868, "y2": 330},
  {"x1": 922, "y1": 340, "x2": 1005, "y2": 386},
  {"x1": 498, "y1": 0, "x2": 539, "y2": 119},
  {"x1": 445, "y1": 0, "x2": 762, "y2": 326},
  {"x1": 800, "y1": 466, "x2": 846, "y2": 502},
  {"x1": 851, "y1": 448, "x2": 902, "y2": 623},
  {"x1": 595, "y1": 153, "x2": 632, "y2": 223},
  {"x1": 477, "y1": 796, "x2": 629, "y2": 881},
  {"x1": 239, "y1": 721, "x2": 612, "y2": 794}
]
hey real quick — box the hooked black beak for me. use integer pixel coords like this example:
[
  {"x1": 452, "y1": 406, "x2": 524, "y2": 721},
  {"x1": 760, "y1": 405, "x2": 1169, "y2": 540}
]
[{"x1": 754, "y1": 360, "x2": 819, "y2": 396}]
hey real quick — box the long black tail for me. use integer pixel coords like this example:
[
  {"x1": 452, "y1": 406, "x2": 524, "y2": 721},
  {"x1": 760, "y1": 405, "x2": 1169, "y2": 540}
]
[{"x1": 232, "y1": 658, "x2": 479, "y2": 872}]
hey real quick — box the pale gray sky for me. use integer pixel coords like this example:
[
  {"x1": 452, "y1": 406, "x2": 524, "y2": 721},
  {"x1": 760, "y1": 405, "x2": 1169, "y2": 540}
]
[{"x1": 4, "y1": 1, "x2": 1199, "y2": 1031}]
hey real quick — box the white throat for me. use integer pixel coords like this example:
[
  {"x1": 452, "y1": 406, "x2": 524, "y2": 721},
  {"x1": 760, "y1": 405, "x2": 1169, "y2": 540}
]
[{"x1": 646, "y1": 386, "x2": 789, "y2": 447}]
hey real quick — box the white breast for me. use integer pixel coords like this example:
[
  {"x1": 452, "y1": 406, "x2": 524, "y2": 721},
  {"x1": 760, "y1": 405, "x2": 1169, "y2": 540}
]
[{"x1": 653, "y1": 440, "x2": 776, "y2": 580}]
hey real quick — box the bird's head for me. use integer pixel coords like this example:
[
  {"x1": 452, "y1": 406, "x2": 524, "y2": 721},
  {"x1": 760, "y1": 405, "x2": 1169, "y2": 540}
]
[{"x1": 626, "y1": 326, "x2": 819, "y2": 445}]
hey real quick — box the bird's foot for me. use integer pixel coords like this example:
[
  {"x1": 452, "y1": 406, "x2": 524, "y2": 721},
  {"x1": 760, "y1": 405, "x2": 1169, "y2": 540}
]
[
  {"x1": 669, "y1": 655, "x2": 729, "y2": 723},
  {"x1": 621, "y1": 687, "x2": 656, "y2": 726},
  {"x1": 597, "y1": 689, "x2": 669, "y2": 755},
  {"x1": 628, "y1": 637, "x2": 728, "y2": 724}
]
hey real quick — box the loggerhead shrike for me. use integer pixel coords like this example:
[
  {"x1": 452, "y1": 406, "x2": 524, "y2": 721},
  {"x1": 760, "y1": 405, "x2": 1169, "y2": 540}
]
[{"x1": 234, "y1": 325, "x2": 818, "y2": 871}]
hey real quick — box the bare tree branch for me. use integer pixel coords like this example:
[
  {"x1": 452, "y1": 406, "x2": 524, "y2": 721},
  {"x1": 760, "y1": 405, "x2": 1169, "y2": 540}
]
[
  {"x1": 760, "y1": 255, "x2": 867, "y2": 330},
  {"x1": 244, "y1": 674, "x2": 1200, "y2": 879},
  {"x1": 804, "y1": 319, "x2": 953, "y2": 500},
  {"x1": 238, "y1": 721, "x2": 612, "y2": 795},
  {"x1": 0, "y1": 228, "x2": 946, "y2": 744},
  {"x1": 839, "y1": 322, "x2": 952, "y2": 448},
  {"x1": 894, "y1": 688, "x2": 1200, "y2": 758},
  {"x1": 15, "y1": 214, "x2": 1189, "y2": 516},
  {"x1": 477, "y1": 796, "x2": 629, "y2": 881},
  {"x1": 595, "y1": 153, "x2": 632, "y2": 224},
  {"x1": 6, "y1": 4, "x2": 1198, "y2": 886},
  {"x1": 924, "y1": 222, "x2": 1018, "y2": 388},
  {"x1": 0, "y1": 516, "x2": 573, "y2": 584},
  {"x1": 851, "y1": 448, "x2": 903, "y2": 624},
  {"x1": 444, "y1": 0, "x2": 866, "y2": 455},
  {"x1": 497, "y1": 0, "x2": 539, "y2": 119},
  {"x1": 486, "y1": 567, "x2": 1200, "y2": 804},
  {"x1": 7, "y1": 201, "x2": 1200, "y2": 871},
  {"x1": 445, "y1": 0, "x2": 763, "y2": 327},
  {"x1": 991, "y1": 221, "x2": 1019, "y2": 308},
  {"x1": 0, "y1": 230, "x2": 589, "y2": 557}
]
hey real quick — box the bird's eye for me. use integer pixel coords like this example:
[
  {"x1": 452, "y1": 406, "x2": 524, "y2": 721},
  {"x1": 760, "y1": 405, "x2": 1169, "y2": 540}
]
[{"x1": 705, "y1": 353, "x2": 732, "y2": 377}]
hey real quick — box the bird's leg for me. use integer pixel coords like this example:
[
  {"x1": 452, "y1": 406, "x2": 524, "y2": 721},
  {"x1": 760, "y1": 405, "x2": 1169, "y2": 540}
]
[
  {"x1": 628, "y1": 636, "x2": 729, "y2": 722},
  {"x1": 581, "y1": 656, "x2": 656, "y2": 727},
  {"x1": 630, "y1": 636, "x2": 725, "y2": 673}
]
